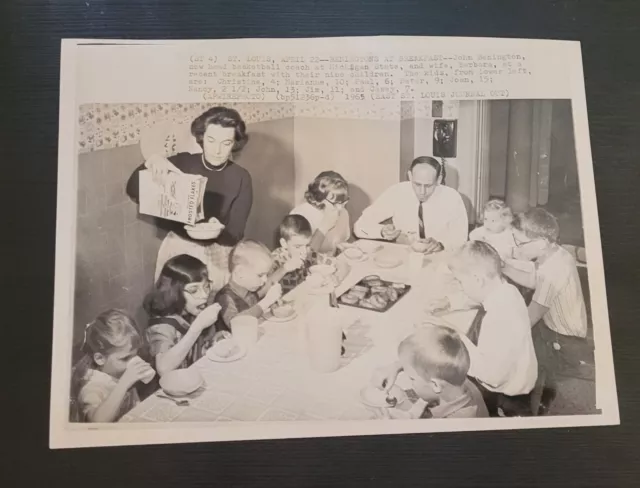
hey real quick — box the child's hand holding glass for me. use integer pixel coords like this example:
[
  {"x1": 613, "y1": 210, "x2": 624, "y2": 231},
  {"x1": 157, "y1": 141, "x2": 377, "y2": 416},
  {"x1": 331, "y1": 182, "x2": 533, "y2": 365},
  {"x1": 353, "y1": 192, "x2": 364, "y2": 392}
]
[{"x1": 120, "y1": 357, "x2": 155, "y2": 389}]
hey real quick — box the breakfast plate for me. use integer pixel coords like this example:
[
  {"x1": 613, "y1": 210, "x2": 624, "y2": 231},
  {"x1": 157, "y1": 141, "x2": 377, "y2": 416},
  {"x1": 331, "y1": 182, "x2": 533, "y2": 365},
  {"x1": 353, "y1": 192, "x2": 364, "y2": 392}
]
[
  {"x1": 360, "y1": 385, "x2": 408, "y2": 408},
  {"x1": 265, "y1": 309, "x2": 298, "y2": 323},
  {"x1": 356, "y1": 240, "x2": 383, "y2": 254},
  {"x1": 374, "y1": 251, "x2": 403, "y2": 269},
  {"x1": 341, "y1": 246, "x2": 368, "y2": 262},
  {"x1": 205, "y1": 338, "x2": 247, "y2": 363}
]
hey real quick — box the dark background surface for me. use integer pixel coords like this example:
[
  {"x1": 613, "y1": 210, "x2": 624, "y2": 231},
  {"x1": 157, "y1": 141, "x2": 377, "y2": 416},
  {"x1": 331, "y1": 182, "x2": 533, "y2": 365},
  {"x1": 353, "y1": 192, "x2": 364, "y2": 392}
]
[{"x1": 4, "y1": 0, "x2": 640, "y2": 486}]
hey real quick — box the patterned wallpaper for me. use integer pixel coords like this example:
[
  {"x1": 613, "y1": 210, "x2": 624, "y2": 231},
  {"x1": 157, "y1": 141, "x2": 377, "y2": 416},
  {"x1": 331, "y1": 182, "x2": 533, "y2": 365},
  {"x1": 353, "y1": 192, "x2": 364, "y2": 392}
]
[{"x1": 77, "y1": 101, "x2": 460, "y2": 153}]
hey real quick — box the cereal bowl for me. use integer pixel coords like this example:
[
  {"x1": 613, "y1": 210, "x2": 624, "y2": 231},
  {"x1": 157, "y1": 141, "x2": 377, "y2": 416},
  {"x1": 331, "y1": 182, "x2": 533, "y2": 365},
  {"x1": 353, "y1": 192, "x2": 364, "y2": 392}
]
[
  {"x1": 159, "y1": 368, "x2": 204, "y2": 397},
  {"x1": 184, "y1": 219, "x2": 225, "y2": 240},
  {"x1": 309, "y1": 264, "x2": 336, "y2": 277}
]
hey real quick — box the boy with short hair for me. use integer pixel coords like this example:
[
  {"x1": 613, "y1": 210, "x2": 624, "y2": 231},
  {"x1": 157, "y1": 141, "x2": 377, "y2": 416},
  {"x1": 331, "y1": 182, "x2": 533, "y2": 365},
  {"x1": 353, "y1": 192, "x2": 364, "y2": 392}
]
[
  {"x1": 502, "y1": 208, "x2": 591, "y2": 379},
  {"x1": 271, "y1": 214, "x2": 350, "y2": 294},
  {"x1": 209, "y1": 240, "x2": 283, "y2": 333},
  {"x1": 371, "y1": 325, "x2": 488, "y2": 419},
  {"x1": 447, "y1": 240, "x2": 538, "y2": 414}
]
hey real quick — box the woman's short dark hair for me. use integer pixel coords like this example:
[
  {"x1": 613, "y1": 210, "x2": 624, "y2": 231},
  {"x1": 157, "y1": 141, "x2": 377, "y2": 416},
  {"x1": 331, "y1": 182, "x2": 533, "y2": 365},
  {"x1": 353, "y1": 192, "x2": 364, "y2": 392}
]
[
  {"x1": 190, "y1": 106, "x2": 249, "y2": 152},
  {"x1": 410, "y1": 156, "x2": 446, "y2": 183},
  {"x1": 143, "y1": 254, "x2": 208, "y2": 318},
  {"x1": 304, "y1": 171, "x2": 349, "y2": 210}
]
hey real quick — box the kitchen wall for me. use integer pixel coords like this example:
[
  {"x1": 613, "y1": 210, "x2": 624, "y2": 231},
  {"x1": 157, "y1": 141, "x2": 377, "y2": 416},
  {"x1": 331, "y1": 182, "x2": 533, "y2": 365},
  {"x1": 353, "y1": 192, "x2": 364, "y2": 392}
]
[
  {"x1": 408, "y1": 100, "x2": 481, "y2": 223},
  {"x1": 292, "y1": 116, "x2": 401, "y2": 227},
  {"x1": 75, "y1": 144, "x2": 160, "y2": 347},
  {"x1": 234, "y1": 117, "x2": 296, "y2": 247},
  {"x1": 486, "y1": 99, "x2": 583, "y2": 245}
]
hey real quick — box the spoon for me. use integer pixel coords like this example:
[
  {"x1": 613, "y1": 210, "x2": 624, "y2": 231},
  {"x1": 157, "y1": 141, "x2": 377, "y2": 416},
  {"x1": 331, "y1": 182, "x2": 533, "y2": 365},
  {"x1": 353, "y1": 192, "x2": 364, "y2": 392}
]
[
  {"x1": 381, "y1": 379, "x2": 398, "y2": 407},
  {"x1": 157, "y1": 393, "x2": 190, "y2": 407}
]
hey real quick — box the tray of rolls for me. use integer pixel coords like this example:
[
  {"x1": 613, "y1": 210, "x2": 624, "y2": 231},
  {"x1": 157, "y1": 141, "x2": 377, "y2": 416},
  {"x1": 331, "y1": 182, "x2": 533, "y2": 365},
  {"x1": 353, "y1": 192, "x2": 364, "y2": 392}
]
[{"x1": 337, "y1": 275, "x2": 411, "y2": 312}]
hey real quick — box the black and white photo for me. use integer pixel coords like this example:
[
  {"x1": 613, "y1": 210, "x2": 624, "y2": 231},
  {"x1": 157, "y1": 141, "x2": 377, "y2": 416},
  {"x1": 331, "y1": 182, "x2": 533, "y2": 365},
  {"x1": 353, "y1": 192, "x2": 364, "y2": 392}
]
[{"x1": 50, "y1": 37, "x2": 618, "y2": 448}]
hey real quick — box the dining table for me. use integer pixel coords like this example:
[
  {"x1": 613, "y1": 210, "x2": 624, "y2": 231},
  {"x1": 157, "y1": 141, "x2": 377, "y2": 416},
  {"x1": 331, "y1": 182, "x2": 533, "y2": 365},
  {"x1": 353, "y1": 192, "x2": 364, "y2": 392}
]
[{"x1": 120, "y1": 240, "x2": 478, "y2": 424}]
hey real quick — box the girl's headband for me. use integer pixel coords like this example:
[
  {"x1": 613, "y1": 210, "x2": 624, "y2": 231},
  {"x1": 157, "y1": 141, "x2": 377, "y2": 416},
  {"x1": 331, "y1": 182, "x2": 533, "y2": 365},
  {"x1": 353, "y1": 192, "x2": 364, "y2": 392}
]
[{"x1": 81, "y1": 321, "x2": 94, "y2": 352}]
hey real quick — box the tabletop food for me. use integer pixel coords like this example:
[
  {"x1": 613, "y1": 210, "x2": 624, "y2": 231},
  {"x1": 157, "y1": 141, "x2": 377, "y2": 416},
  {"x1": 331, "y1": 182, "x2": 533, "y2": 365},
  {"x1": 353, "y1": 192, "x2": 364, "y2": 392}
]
[{"x1": 339, "y1": 275, "x2": 411, "y2": 312}]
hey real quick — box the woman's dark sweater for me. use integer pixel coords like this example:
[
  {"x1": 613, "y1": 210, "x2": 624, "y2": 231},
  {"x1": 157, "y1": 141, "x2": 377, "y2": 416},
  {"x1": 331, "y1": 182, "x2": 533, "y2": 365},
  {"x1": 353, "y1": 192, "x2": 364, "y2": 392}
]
[{"x1": 126, "y1": 152, "x2": 253, "y2": 247}]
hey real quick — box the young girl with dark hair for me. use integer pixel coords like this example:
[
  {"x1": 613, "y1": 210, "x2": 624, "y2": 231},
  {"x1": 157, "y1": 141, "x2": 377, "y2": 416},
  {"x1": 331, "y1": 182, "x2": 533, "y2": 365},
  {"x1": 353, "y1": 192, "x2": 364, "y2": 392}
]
[
  {"x1": 143, "y1": 254, "x2": 225, "y2": 376},
  {"x1": 70, "y1": 309, "x2": 154, "y2": 422}
]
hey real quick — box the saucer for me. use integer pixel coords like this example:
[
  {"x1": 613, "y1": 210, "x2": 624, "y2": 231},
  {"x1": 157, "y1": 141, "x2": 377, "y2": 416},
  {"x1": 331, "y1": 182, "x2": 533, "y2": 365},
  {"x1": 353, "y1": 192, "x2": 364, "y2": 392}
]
[
  {"x1": 205, "y1": 340, "x2": 247, "y2": 363},
  {"x1": 265, "y1": 310, "x2": 298, "y2": 323}
]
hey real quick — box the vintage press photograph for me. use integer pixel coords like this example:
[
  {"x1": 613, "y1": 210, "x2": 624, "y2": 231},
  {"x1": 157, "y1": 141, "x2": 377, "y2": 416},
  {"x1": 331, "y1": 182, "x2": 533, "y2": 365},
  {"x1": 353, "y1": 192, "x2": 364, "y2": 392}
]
[{"x1": 68, "y1": 98, "x2": 599, "y2": 427}]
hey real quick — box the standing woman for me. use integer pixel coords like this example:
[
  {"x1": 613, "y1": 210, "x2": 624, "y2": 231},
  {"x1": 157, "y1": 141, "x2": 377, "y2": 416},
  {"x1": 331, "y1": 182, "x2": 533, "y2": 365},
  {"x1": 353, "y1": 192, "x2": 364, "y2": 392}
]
[
  {"x1": 290, "y1": 171, "x2": 351, "y2": 256},
  {"x1": 126, "y1": 107, "x2": 252, "y2": 292}
]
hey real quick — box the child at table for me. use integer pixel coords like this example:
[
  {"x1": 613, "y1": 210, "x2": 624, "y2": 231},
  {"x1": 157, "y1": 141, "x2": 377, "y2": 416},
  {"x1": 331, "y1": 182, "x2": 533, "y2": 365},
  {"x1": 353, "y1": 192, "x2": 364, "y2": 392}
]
[
  {"x1": 469, "y1": 199, "x2": 517, "y2": 260},
  {"x1": 271, "y1": 214, "x2": 351, "y2": 294},
  {"x1": 371, "y1": 325, "x2": 488, "y2": 419},
  {"x1": 143, "y1": 254, "x2": 224, "y2": 376},
  {"x1": 209, "y1": 240, "x2": 283, "y2": 332},
  {"x1": 502, "y1": 208, "x2": 591, "y2": 381},
  {"x1": 448, "y1": 240, "x2": 538, "y2": 415},
  {"x1": 70, "y1": 309, "x2": 155, "y2": 422}
]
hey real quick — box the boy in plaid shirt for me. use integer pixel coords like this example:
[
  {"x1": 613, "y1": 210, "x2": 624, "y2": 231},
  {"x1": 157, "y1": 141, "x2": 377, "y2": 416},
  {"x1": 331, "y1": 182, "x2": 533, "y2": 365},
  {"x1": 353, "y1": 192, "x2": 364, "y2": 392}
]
[{"x1": 272, "y1": 215, "x2": 350, "y2": 294}]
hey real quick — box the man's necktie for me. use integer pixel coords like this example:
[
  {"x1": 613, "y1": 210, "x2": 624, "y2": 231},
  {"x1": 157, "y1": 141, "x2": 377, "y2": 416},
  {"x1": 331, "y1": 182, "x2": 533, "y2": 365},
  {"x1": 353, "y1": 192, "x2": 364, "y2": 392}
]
[
  {"x1": 467, "y1": 306, "x2": 487, "y2": 346},
  {"x1": 418, "y1": 202, "x2": 425, "y2": 239}
]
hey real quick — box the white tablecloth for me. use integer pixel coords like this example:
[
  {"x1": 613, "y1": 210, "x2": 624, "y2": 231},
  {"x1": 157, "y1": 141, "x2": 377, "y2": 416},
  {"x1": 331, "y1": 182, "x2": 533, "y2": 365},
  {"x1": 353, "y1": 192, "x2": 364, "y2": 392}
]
[{"x1": 121, "y1": 242, "x2": 476, "y2": 423}]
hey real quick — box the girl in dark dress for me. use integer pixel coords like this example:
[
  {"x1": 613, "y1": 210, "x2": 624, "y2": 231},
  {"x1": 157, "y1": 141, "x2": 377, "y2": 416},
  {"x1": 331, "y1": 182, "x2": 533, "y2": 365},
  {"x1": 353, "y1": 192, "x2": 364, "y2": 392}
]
[{"x1": 143, "y1": 254, "x2": 225, "y2": 376}]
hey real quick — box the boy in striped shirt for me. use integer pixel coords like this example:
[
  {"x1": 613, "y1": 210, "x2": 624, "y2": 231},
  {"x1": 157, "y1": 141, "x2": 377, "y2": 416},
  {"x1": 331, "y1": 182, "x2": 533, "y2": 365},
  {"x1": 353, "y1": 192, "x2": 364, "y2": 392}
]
[{"x1": 502, "y1": 208, "x2": 592, "y2": 382}]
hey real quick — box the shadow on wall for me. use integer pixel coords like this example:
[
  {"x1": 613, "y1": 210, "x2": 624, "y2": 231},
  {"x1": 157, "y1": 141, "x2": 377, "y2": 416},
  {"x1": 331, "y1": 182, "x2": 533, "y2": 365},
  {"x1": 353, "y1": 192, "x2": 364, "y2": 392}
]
[
  {"x1": 443, "y1": 163, "x2": 474, "y2": 224},
  {"x1": 235, "y1": 118, "x2": 296, "y2": 249},
  {"x1": 345, "y1": 183, "x2": 371, "y2": 232},
  {"x1": 74, "y1": 144, "x2": 162, "y2": 351}
]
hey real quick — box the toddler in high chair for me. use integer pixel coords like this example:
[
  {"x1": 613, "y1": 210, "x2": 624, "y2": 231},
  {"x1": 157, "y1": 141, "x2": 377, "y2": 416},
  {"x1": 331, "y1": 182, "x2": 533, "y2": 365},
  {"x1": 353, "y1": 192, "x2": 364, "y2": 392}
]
[
  {"x1": 70, "y1": 309, "x2": 155, "y2": 422},
  {"x1": 469, "y1": 199, "x2": 517, "y2": 260}
]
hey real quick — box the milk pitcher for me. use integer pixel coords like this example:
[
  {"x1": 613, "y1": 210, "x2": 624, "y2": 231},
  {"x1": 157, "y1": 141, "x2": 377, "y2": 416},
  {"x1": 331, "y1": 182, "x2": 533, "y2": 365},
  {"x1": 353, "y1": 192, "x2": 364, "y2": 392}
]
[{"x1": 306, "y1": 306, "x2": 343, "y2": 373}]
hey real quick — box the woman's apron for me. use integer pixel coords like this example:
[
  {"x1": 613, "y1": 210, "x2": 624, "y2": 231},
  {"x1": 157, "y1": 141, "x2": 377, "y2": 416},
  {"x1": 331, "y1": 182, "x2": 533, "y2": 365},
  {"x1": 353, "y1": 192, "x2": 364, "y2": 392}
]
[{"x1": 154, "y1": 232, "x2": 231, "y2": 293}]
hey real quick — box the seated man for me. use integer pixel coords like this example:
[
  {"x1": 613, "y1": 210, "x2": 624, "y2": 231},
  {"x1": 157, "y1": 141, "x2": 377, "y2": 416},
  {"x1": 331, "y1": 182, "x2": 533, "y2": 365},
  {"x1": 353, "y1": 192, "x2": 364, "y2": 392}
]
[{"x1": 353, "y1": 156, "x2": 468, "y2": 251}]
